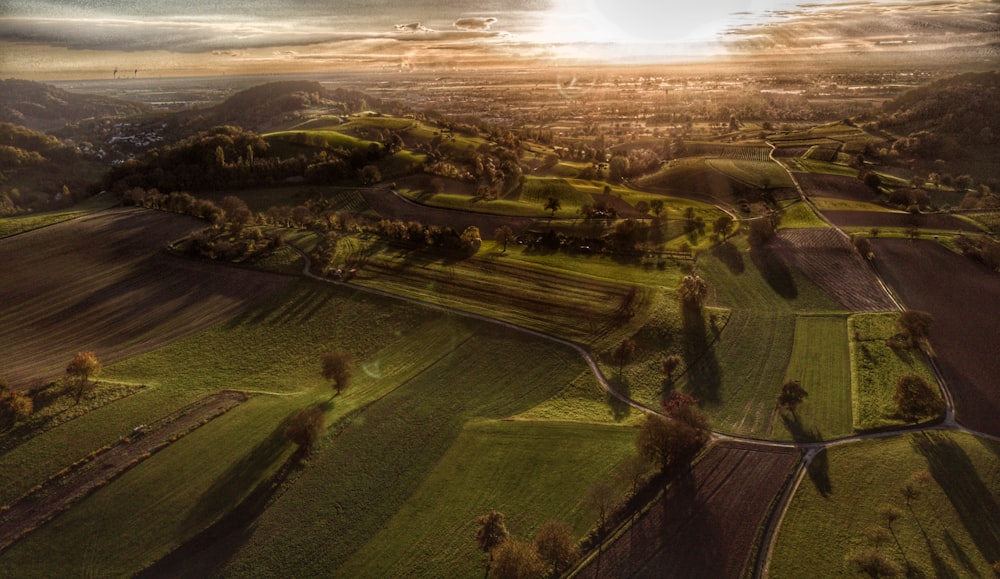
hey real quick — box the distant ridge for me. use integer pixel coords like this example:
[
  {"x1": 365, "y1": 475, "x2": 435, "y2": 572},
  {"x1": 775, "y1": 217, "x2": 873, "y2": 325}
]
[{"x1": 0, "y1": 79, "x2": 150, "y2": 132}]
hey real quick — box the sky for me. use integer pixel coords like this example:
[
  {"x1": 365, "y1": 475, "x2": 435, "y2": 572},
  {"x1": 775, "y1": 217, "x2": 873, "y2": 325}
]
[{"x1": 0, "y1": 0, "x2": 996, "y2": 79}]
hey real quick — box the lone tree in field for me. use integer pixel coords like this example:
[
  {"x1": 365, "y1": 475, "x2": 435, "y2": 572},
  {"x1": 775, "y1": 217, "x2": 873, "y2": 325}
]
[
  {"x1": 475, "y1": 509, "x2": 509, "y2": 573},
  {"x1": 284, "y1": 406, "x2": 324, "y2": 457},
  {"x1": 897, "y1": 310, "x2": 933, "y2": 349},
  {"x1": 493, "y1": 225, "x2": 514, "y2": 253},
  {"x1": 778, "y1": 379, "x2": 809, "y2": 414},
  {"x1": 544, "y1": 196, "x2": 561, "y2": 217},
  {"x1": 610, "y1": 338, "x2": 636, "y2": 379},
  {"x1": 894, "y1": 374, "x2": 945, "y2": 422},
  {"x1": 532, "y1": 518, "x2": 579, "y2": 576},
  {"x1": 65, "y1": 351, "x2": 101, "y2": 404},
  {"x1": 661, "y1": 353, "x2": 681, "y2": 385},
  {"x1": 678, "y1": 274, "x2": 708, "y2": 310},
  {"x1": 321, "y1": 350, "x2": 354, "y2": 396}
]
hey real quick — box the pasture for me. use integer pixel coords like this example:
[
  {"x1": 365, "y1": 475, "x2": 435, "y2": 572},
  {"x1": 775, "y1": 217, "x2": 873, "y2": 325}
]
[{"x1": 770, "y1": 431, "x2": 1000, "y2": 578}]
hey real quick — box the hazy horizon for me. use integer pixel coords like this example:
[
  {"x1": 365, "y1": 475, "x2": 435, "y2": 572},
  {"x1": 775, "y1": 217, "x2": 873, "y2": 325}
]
[{"x1": 1, "y1": 0, "x2": 997, "y2": 80}]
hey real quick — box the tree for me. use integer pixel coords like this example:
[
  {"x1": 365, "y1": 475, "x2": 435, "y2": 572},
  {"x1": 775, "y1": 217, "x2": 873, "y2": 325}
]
[
  {"x1": 65, "y1": 350, "x2": 101, "y2": 404},
  {"x1": 490, "y1": 538, "x2": 545, "y2": 579},
  {"x1": 678, "y1": 274, "x2": 708, "y2": 310},
  {"x1": 845, "y1": 547, "x2": 902, "y2": 578},
  {"x1": 713, "y1": 215, "x2": 734, "y2": 240},
  {"x1": 585, "y1": 481, "x2": 617, "y2": 532},
  {"x1": 0, "y1": 378, "x2": 33, "y2": 430},
  {"x1": 894, "y1": 375, "x2": 945, "y2": 422},
  {"x1": 494, "y1": 225, "x2": 514, "y2": 253},
  {"x1": 321, "y1": 350, "x2": 354, "y2": 396},
  {"x1": 661, "y1": 353, "x2": 681, "y2": 384},
  {"x1": 616, "y1": 454, "x2": 651, "y2": 498},
  {"x1": 650, "y1": 199, "x2": 665, "y2": 217},
  {"x1": 897, "y1": 310, "x2": 933, "y2": 349},
  {"x1": 532, "y1": 519, "x2": 579, "y2": 576},
  {"x1": 461, "y1": 226, "x2": 482, "y2": 256},
  {"x1": 360, "y1": 164, "x2": 382, "y2": 185},
  {"x1": 608, "y1": 155, "x2": 629, "y2": 183},
  {"x1": 476, "y1": 509, "x2": 509, "y2": 572},
  {"x1": 219, "y1": 195, "x2": 252, "y2": 232},
  {"x1": 610, "y1": 338, "x2": 636, "y2": 378},
  {"x1": 284, "y1": 406, "x2": 324, "y2": 456},
  {"x1": 544, "y1": 196, "x2": 561, "y2": 217},
  {"x1": 778, "y1": 379, "x2": 808, "y2": 414}
]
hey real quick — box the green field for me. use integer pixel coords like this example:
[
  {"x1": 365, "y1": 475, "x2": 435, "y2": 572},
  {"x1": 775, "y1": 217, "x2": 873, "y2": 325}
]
[
  {"x1": 779, "y1": 201, "x2": 831, "y2": 229},
  {"x1": 770, "y1": 431, "x2": 1000, "y2": 578},
  {"x1": 221, "y1": 327, "x2": 627, "y2": 577},
  {"x1": 849, "y1": 313, "x2": 941, "y2": 431},
  {"x1": 646, "y1": 237, "x2": 844, "y2": 438},
  {"x1": 706, "y1": 158, "x2": 795, "y2": 189},
  {"x1": 772, "y1": 315, "x2": 854, "y2": 440}
]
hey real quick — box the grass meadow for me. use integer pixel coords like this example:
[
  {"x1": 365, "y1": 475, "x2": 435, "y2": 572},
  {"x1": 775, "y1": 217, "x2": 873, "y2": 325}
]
[
  {"x1": 772, "y1": 315, "x2": 854, "y2": 441},
  {"x1": 770, "y1": 431, "x2": 1000, "y2": 578},
  {"x1": 848, "y1": 313, "x2": 941, "y2": 431}
]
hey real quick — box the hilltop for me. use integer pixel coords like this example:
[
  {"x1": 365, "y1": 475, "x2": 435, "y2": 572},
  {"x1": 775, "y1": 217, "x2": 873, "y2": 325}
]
[{"x1": 0, "y1": 79, "x2": 149, "y2": 132}]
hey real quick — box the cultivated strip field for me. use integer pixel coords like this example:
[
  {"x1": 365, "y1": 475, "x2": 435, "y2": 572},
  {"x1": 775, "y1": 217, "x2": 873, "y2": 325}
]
[
  {"x1": 794, "y1": 172, "x2": 880, "y2": 202},
  {"x1": 0, "y1": 208, "x2": 291, "y2": 388},
  {"x1": 574, "y1": 442, "x2": 799, "y2": 578},
  {"x1": 871, "y1": 239, "x2": 1000, "y2": 437},
  {"x1": 824, "y1": 210, "x2": 985, "y2": 232},
  {"x1": 770, "y1": 229, "x2": 898, "y2": 312},
  {"x1": 0, "y1": 391, "x2": 248, "y2": 552}
]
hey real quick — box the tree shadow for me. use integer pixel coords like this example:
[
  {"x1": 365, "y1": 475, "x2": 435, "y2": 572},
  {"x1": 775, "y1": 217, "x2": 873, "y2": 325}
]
[
  {"x1": 138, "y1": 418, "x2": 303, "y2": 579},
  {"x1": 608, "y1": 375, "x2": 632, "y2": 422},
  {"x1": 781, "y1": 412, "x2": 831, "y2": 496},
  {"x1": 749, "y1": 246, "x2": 797, "y2": 300},
  {"x1": 912, "y1": 432, "x2": 1000, "y2": 565},
  {"x1": 681, "y1": 306, "x2": 721, "y2": 404},
  {"x1": 714, "y1": 241, "x2": 745, "y2": 274},
  {"x1": 942, "y1": 529, "x2": 980, "y2": 578}
]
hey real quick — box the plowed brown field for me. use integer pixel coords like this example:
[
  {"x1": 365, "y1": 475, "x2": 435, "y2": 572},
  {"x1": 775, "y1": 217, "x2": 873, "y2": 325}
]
[
  {"x1": 795, "y1": 173, "x2": 879, "y2": 202},
  {"x1": 871, "y1": 239, "x2": 1000, "y2": 436},
  {"x1": 575, "y1": 442, "x2": 799, "y2": 579},
  {"x1": 0, "y1": 209, "x2": 291, "y2": 388},
  {"x1": 771, "y1": 229, "x2": 898, "y2": 311}
]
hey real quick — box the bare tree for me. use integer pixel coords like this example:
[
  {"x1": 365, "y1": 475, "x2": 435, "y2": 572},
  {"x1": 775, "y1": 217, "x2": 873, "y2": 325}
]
[{"x1": 493, "y1": 225, "x2": 515, "y2": 253}]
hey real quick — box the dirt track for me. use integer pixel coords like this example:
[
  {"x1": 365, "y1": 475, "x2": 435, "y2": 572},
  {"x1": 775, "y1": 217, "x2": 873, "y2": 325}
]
[{"x1": 0, "y1": 390, "x2": 248, "y2": 553}]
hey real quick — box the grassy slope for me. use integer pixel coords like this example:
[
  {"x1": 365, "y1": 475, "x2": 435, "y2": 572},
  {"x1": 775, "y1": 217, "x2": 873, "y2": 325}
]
[
  {"x1": 770, "y1": 431, "x2": 1000, "y2": 578},
  {"x1": 0, "y1": 279, "x2": 449, "y2": 575},
  {"x1": 772, "y1": 315, "x2": 854, "y2": 441},
  {"x1": 339, "y1": 420, "x2": 637, "y2": 577},
  {"x1": 223, "y1": 326, "x2": 620, "y2": 577}
]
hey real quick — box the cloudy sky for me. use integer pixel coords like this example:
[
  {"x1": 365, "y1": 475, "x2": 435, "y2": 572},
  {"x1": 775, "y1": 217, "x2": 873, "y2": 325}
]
[{"x1": 0, "y1": 0, "x2": 996, "y2": 79}]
